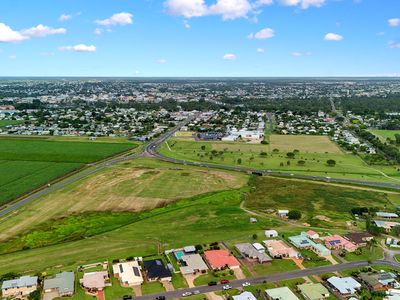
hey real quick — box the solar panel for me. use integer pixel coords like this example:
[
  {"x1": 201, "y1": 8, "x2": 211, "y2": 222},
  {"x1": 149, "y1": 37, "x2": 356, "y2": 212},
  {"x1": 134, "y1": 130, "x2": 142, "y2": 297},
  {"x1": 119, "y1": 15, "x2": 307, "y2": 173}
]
[{"x1": 133, "y1": 267, "x2": 140, "y2": 277}]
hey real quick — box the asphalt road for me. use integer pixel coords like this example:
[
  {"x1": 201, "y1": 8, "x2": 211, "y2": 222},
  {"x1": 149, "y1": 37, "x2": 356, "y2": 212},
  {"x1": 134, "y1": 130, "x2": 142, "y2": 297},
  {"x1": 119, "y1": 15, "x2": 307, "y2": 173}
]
[{"x1": 134, "y1": 260, "x2": 400, "y2": 300}]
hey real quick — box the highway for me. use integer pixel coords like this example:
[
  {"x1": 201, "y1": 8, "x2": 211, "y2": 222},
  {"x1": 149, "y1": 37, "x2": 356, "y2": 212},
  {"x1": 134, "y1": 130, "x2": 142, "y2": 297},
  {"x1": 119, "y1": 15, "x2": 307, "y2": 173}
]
[
  {"x1": 134, "y1": 259, "x2": 400, "y2": 300},
  {"x1": 1, "y1": 113, "x2": 400, "y2": 218}
]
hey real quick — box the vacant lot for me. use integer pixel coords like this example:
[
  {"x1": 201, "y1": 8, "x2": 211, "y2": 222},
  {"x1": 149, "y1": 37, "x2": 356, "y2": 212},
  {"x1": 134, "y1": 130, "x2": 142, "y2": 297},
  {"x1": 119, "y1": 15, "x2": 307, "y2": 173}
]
[
  {"x1": 245, "y1": 177, "x2": 394, "y2": 226},
  {"x1": 269, "y1": 135, "x2": 343, "y2": 154},
  {"x1": 370, "y1": 130, "x2": 400, "y2": 142},
  {"x1": 0, "y1": 137, "x2": 136, "y2": 205},
  {"x1": 159, "y1": 139, "x2": 400, "y2": 184},
  {"x1": 0, "y1": 158, "x2": 247, "y2": 241}
]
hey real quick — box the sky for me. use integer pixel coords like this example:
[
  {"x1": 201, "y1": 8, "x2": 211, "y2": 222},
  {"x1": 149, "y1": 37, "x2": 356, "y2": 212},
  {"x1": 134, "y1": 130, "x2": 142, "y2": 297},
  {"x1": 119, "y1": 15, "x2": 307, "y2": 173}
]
[{"x1": 0, "y1": 0, "x2": 399, "y2": 77}]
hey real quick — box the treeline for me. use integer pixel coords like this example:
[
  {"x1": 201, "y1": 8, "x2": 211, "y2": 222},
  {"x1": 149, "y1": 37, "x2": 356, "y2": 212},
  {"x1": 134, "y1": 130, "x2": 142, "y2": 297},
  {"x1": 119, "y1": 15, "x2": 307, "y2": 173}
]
[
  {"x1": 339, "y1": 96, "x2": 400, "y2": 114},
  {"x1": 354, "y1": 127, "x2": 400, "y2": 163}
]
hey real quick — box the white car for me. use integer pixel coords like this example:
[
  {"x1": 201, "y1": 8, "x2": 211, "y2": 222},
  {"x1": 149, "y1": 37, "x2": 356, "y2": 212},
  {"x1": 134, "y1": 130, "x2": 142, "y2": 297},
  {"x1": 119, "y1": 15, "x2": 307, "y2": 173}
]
[
  {"x1": 182, "y1": 292, "x2": 192, "y2": 297},
  {"x1": 223, "y1": 285, "x2": 232, "y2": 290},
  {"x1": 242, "y1": 282, "x2": 251, "y2": 287}
]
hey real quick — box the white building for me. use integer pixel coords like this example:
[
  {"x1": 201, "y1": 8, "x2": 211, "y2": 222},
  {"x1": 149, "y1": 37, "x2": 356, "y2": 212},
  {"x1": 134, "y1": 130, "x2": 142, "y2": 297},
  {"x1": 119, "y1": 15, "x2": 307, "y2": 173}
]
[{"x1": 112, "y1": 261, "x2": 144, "y2": 286}]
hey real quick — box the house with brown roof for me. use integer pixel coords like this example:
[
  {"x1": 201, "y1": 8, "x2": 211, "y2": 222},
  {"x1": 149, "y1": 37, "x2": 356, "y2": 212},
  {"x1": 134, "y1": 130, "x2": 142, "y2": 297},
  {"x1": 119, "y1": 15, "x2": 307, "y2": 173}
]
[
  {"x1": 344, "y1": 232, "x2": 374, "y2": 247},
  {"x1": 80, "y1": 271, "x2": 109, "y2": 294}
]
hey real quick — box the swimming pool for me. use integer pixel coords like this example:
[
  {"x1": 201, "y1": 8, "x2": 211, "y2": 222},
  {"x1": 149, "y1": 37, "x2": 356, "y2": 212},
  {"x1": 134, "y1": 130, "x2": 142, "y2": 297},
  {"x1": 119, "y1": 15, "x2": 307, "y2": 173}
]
[{"x1": 174, "y1": 250, "x2": 185, "y2": 261}]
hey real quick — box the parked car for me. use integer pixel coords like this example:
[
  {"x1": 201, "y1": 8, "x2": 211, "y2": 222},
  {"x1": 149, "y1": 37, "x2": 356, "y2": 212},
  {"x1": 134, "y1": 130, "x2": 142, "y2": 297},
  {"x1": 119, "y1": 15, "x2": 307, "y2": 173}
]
[
  {"x1": 193, "y1": 290, "x2": 200, "y2": 295},
  {"x1": 123, "y1": 296, "x2": 133, "y2": 300},
  {"x1": 220, "y1": 280, "x2": 230, "y2": 284},
  {"x1": 222, "y1": 285, "x2": 232, "y2": 290},
  {"x1": 208, "y1": 281, "x2": 217, "y2": 286},
  {"x1": 156, "y1": 297, "x2": 165, "y2": 300},
  {"x1": 242, "y1": 282, "x2": 251, "y2": 287},
  {"x1": 182, "y1": 292, "x2": 193, "y2": 297}
]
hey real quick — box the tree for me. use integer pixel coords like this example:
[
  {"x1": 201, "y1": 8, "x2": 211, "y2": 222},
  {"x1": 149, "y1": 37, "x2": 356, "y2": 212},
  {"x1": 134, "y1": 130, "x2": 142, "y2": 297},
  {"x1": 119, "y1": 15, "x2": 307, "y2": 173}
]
[
  {"x1": 237, "y1": 158, "x2": 242, "y2": 164},
  {"x1": 252, "y1": 233, "x2": 258, "y2": 240},
  {"x1": 297, "y1": 160, "x2": 306, "y2": 166},
  {"x1": 286, "y1": 152, "x2": 295, "y2": 159},
  {"x1": 201, "y1": 145, "x2": 206, "y2": 151},
  {"x1": 288, "y1": 210, "x2": 302, "y2": 220},
  {"x1": 327, "y1": 159, "x2": 336, "y2": 167}
]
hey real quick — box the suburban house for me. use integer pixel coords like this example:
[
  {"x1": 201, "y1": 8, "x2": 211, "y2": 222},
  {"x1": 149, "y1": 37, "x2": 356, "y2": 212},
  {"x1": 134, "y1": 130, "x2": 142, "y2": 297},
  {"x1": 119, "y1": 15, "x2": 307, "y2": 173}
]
[
  {"x1": 343, "y1": 232, "x2": 374, "y2": 247},
  {"x1": 235, "y1": 243, "x2": 272, "y2": 264},
  {"x1": 327, "y1": 276, "x2": 361, "y2": 296},
  {"x1": 112, "y1": 261, "x2": 144, "y2": 286},
  {"x1": 289, "y1": 232, "x2": 331, "y2": 257},
  {"x1": 43, "y1": 272, "x2": 75, "y2": 299},
  {"x1": 1, "y1": 276, "x2": 38, "y2": 298},
  {"x1": 376, "y1": 212, "x2": 399, "y2": 219},
  {"x1": 277, "y1": 210, "x2": 289, "y2": 218},
  {"x1": 306, "y1": 230, "x2": 319, "y2": 240},
  {"x1": 180, "y1": 254, "x2": 209, "y2": 275},
  {"x1": 297, "y1": 283, "x2": 329, "y2": 300},
  {"x1": 143, "y1": 259, "x2": 172, "y2": 282},
  {"x1": 204, "y1": 250, "x2": 240, "y2": 270},
  {"x1": 324, "y1": 235, "x2": 358, "y2": 252},
  {"x1": 265, "y1": 230, "x2": 278, "y2": 238},
  {"x1": 265, "y1": 287, "x2": 299, "y2": 300},
  {"x1": 252, "y1": 243, "x2": 265, "y2": 253},
  {"x1": 373, "y1": 220, "x2": 400, "y2": 232},
  {"x1": 80, "y1": 271, "x2": 109, "y2": 294},
  {"x1": 232, "y1": 291, "x2": 257, "y2": 300},
  {"x1": 359, "y1": 272, "x2": 399, "y2": 291},
  {"x1": 264, "y1": 240, "x2": 300, "y2": 259}
]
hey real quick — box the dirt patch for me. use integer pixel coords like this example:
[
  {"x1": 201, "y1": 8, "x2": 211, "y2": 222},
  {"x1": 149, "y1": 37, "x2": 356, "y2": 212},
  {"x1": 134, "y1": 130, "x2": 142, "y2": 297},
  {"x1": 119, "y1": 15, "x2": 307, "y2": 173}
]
[{"x1": 313, "y1": 215, "x2": 332, "y2": 222}]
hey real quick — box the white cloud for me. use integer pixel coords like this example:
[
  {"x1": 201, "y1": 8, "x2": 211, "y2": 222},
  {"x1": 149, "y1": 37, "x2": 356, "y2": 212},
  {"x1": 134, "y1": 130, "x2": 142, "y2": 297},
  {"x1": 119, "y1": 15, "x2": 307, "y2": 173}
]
[
  {"x1": 279, "y1": 0, "x2": 325, "y2": 9},
  {"x1": 21, "y1": 24, "x2": 66, "y2": 38},
  {"x1": 256, "y1": 47, "x2": 264, "y2": 53},
  {"x1": 255, "y1": 0, "x2": 273, "y2": 5},
  {"x1": 158, "y1": 58, "x2": 167, "y2": 64},
  {"x1": 183, "y1": 20, "x2": 191, "y2": 29},
  {"x1": 40, "y1": 52, "x2": 55, "y2": 56},
  {"x1": 248, "y1": 27, "x2": 274, "y2": 39},
  {"x1": 9, "y1": 54, "x2": 17, "y2": 59},
  {"x1": 324, "y1": 32, "x2": 343, "y2": 41},
  {"x1": 59, "y1": 44, "x2": 96, "y2": 52},
  {"x1": 165, "y1": 0, "x2": 208, "y2": 18},
  {"x1": 59, "y1": 14, "x2": 72, "y2": 22},
  {"x1": 388, "y1": 18, "x2": 400, "y2": 27},
  {"x1": 223, "y1": 53, "x2": 236, "y2": 60},
  {"x1": 389, "y1": 41, "x2": 400, "y2": 49},
  {"x1": 96, "y1": 12, "x2": 133, "y2": 26},
  {"x1": 0, "y1": 23, "x2": 27, "y2": 42},
  {"x1": 94, "y1": 28, "x2": 103, "y2": 35},
  {"x1": 291, "y1": 51, "x2": 302, "y2": 57},
  {"x1": 209, "y1": 0, "x2": 252, "y2": 20}
]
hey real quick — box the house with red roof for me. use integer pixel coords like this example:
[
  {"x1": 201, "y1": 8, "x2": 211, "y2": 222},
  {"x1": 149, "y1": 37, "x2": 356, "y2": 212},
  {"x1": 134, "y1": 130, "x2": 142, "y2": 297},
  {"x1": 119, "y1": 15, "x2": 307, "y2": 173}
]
[
  {"x1": 306, "y1": 230, "x2": 319, "y2": 240},
  {"x1": 204, "y1": 250, "x2": 240, "y2": 270},
  {"x1": 324, "y1": 235, "x2": 357, "y2": 252}
]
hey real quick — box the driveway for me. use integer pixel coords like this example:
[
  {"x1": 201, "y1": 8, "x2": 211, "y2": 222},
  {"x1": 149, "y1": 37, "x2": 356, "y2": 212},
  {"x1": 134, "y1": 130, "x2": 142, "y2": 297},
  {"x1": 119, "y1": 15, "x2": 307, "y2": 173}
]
[
  {"x1": 162, "y1": 281, "x2": 175, "y2": 292},
  {"x1": 43, "y1": 291, "x2": 59, "y2": 300}
]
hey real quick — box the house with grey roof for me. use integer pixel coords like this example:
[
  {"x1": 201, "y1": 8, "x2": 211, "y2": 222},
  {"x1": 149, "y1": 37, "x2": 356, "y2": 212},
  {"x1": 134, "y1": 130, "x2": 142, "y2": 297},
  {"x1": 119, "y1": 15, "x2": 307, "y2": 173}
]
[
  {"x1": 1, "y1": 275, "x2": 38, "y2": 298},
  {"x1": 44, "y1": 272, "x2": 75, "y2": 299},
  {"x1": 235, "y1": 243, "x2": 272, "y2": 263}
]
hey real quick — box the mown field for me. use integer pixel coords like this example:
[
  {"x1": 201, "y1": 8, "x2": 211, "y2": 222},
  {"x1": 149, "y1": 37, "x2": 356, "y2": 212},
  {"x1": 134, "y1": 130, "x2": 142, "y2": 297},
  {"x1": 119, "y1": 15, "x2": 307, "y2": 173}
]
[
  {"x1": 159, "y1": 136, "x2": 400, "y2": 184},
  {"x1": 0, "y1": 137, "x2": 136, "y2": 205},
  {"x1": 245, "y1": 176, "x2": 396, "y2": 226},
  {"x1": 0, "y1": 158, "x2": 248, "y2": 242},
  {"x1": 0, "y1": 120, "x2": 23, "y2": 127},
  {"x1": 370, "y1": 129, "x2": 400, "y2": 142}
]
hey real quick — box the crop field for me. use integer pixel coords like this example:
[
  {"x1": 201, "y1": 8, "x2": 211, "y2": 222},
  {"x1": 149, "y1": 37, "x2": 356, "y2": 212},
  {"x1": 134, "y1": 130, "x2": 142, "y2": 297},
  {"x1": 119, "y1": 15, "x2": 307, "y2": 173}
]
[
  {"x1": 370, "y1": 130, "x2": 400, "y2": 142},
  {"x1": 245, "y1": 176, "x2": 395, "y2": 226},
  {"x1": 0, "y1": 158, "x2": 248, "y2": 241},
  {"x1": 0, "y1": 137, "x2": 136, "y2": 205},
  {"x1": 159, "y1": 138, "x2": 400, "y2": 184}
]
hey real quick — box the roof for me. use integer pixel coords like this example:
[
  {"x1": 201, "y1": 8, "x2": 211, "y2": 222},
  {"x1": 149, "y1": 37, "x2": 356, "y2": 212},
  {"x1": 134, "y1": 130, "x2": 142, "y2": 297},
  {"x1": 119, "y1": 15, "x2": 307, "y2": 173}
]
[
  {"x1": 297, "y1": 283, "x2": 329, "y2": 300},
  {"x1": 112, "y1": 261, "x2": 143, "y2": 285},
  {"x1": 344, "y1": 232, "x2": 374, "y2": 244},
  {"x1": 327, "y1": 276, "x2": 361, "y2": 294},
  {"x1": 374, "y1": 220, "x2": 400, "y2": 229},
  {"x1": 377, "y1": 212, "x2": 399, "y2": 218},
  {"x1": 252, "y1": 243, "x2": 265, "y2": 251},
  {"x1": 278, "y1": 210, "x2": 289, "y2": 214},
  {"x1": 2, "y1": 276, "x2": 38, "y2": 290},
  {"x1": 265, "y1": 230, "x2": 278, "y2": 235},
  {"x1": 324, "y1": 235, "x2": 357, "y2": 250},
  {"x1": 307, "y1": 230, "x2": 318, "y2": 236},
  {"x1": 44, "y1": 272, "x2": 74, "y2": 294},
  {"x1": 235, "y1": 243, "x2": 272, "y2": 263},
  {"x1": 232, "y1": 292, "x2": 257, "y2": 300},
  {"x1": 183, "y1": 246, "x2": 196, "y2": 253},
  {"x1": 143, "y1": 259, "x2": 172, "y2": 279},
  {"x1": 263, "y1": 240, "x2": 299, "y2": 257},
  {"x1": 180, "y1": 254, "x2": 208, "y2": 274},
  {"x1": 204, "y1": 250, "x2": 240, "y2": 269},
  {"x1": 265, "y1": 287, "x2": 299, "y2": 300},
  {"x1": 81, "y1": 272, "x2": 108, "y2": 289}
]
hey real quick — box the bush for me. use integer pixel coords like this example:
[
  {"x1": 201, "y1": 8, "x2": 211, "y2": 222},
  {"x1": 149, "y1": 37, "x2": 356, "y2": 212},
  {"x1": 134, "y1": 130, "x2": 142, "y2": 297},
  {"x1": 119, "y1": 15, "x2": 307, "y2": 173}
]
[{"x1": 288, "y1": 210, "x2": 302, "y2": 220}]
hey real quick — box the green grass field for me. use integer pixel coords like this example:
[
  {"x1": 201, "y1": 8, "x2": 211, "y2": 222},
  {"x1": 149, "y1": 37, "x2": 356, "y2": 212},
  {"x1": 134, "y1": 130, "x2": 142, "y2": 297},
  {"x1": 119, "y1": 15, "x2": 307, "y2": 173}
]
[
  {"x1": 370, "y1": 130, "x2": 400, "y2": 142},
  {"x1": 158, "y1": 138, "x2": 400, "y2": 184},
  {"x1": 0, "y1": 120, "x2": 23, "y2": 127},
  {"x1": 245, "y1": 176, "x2": 395, "y2": 226},
  {"x1": 0, "y1": 137, "x2": 136, "y2": 205}
]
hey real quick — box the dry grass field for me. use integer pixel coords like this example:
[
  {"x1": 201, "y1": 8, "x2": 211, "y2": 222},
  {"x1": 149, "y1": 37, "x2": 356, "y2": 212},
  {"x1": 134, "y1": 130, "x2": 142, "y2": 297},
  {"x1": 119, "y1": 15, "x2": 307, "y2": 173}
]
[
  {"x1": 0, "y1": 158, "x2": 247, "y2": 241},
  {"x1": 269, "y1": 135, "x2": 343, "y2": 154}
]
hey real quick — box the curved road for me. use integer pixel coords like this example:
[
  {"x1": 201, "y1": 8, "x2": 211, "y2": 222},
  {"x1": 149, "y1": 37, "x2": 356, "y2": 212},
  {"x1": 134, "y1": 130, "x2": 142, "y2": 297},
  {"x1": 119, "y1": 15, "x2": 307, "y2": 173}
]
[
  {"x1": 1, "y1": 114, "x2": 399, "y2": 218},
  {"x1": 134, "y1": 259, "x2": 399, "y2": 300}
]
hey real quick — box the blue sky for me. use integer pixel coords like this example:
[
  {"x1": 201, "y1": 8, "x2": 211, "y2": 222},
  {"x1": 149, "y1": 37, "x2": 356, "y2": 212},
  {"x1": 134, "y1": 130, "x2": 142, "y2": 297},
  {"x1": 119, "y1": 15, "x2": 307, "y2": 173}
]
[{"x1": 0, "y1": 0, "x2": 399, "y2": 77}]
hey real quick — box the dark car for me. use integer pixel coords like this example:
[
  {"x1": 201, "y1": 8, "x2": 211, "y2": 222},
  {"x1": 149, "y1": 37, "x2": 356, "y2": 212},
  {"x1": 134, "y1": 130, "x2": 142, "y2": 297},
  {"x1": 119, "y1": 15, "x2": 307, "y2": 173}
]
[
  {"x1": 156, "y1": 297, "x2": 166, "y2": 300},
  {"x1": 220, "y1": 280, "x2": 230, "y2": 284},
  {"x1": 123, "y1": 296, "x2": 133, "y2": 300},
  {"x1": 208, "y1": 281, "x2": 218, "y2": 286}
]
